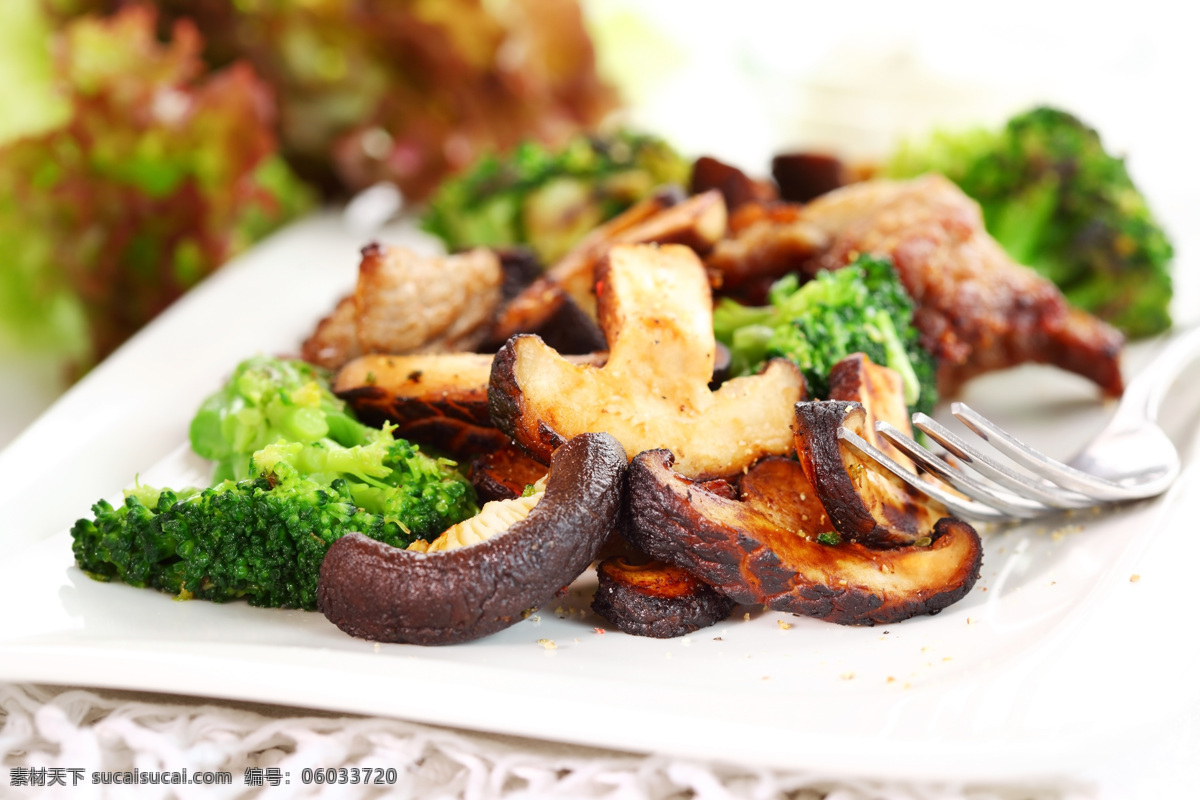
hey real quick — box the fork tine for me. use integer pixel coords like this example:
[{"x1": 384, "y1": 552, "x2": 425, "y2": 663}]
[
  {"x1": 951, "y1": 403, "x2": 1164, "y2": 501},
  {"x1": 874, "y1": 422, "x2": 1053, "y2": 518},
  {"x1": 912, "y1": 414, "x2": 1096, "y2": 509},
  {"x1": 838, "y1": 427, "x2": 1012, "y2": 522}
]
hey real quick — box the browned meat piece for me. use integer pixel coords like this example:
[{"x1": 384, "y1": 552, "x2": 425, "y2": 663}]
[
  {"x1": 301, "y1": 295, "x2": 361, "y2": 370},
  {"x1": 705, "y1": 202, "x2": 828, "y2": 300},
  {"x1": 801, "y1": 176, "x2": 1124, "y2": 396},
  {"x1": 356, "y1": 244, "x2": 502, "y2": 355},
  {"x1": 301, "y1": 244, "x2": 503, "y2": 370}
]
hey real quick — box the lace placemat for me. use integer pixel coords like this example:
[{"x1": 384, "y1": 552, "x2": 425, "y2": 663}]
[{"x1": 0, "y1": 682, "x2": 1087, "y2": 799}]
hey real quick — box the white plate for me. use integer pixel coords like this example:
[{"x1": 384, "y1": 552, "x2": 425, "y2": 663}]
[{"x1": 2, "y1": 213, "x2": 1198, "y2": 783}]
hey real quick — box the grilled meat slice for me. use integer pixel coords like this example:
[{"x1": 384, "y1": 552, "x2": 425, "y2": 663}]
[{"x1": 800, "y1": 176, "x2": 1124, "y2": 396}]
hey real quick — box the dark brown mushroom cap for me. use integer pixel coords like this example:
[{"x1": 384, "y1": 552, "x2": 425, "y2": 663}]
[
  {"x1": 624, "y1": 449, "x2": 982, "y2": 626},
  {"x1": 591, "y1": 557, "x2": 736, "y2": 639},
  {"x1": 317, "y1": 432, "x2": 626, "y2": 645},
  {"x1": 794, "y1": 399, "x2": 942, "y2": 548}
]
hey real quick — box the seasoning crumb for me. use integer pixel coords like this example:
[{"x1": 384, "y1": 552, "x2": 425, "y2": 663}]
[
  {"x1": 921, "y1": 646, "x2": 930, "y2": 653},
  {"x1": 555, "y1": 606, "x2": 564, "y2": 614},
  {"x1": 537, "y1": 638, "x2": 556, "y2": 650},
  {"x1": 593, "y1": 627, "x2": 606, "y2": 634},
  {"x1": 942, "y1": 656, "x2": 952, "y2": 662},
  {"x1": 840, "y1": 671, "x2": 855, "y2": 681},
  {"x1": 530, "y1": 615, "x2": 542, "y2": 626},
  {"x1": 886, "y1": 676, "x2": 896, "y2": 683},
  {"x1": 713, "y1": 637, "x2": 723, "y2": 641},
  {"x1": 1130, "y1": 574, "x2": 1141, "y2": 583},
  {"x1": 966, "y1": 617, "x2": 974, "y2": 625},
  {"x1": 777, "y1": 620, "x2": 792, "y2": 631},
  {"x1": 744, "y1": 613, "x2": 751, "y2": 621}
]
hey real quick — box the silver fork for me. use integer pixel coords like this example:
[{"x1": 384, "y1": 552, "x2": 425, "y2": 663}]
[{"x1": 840, "y1": 326, "x2": 1200, "y2": 522}]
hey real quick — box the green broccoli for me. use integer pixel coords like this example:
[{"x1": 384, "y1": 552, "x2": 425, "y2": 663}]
[
  {"x1": 713, "y1": 254, "x2": 937, "y2": 416},
  {"x1": 72, "y1": 356, "x2": 478, "y2": 609},
  {"x1": 420, "y1": 130, "x2": 690, "y2": 264},
  {"x1": 188, "y1": 355, "x2": 376, "y2": 483},
  {"x1": 886, "y1": 106, "x2": 1173, "y2": 338}
]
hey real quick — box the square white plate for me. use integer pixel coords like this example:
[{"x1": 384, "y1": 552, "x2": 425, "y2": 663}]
[{"x1": 2, "y1": 213, "x2": 1198, "y2": 782}]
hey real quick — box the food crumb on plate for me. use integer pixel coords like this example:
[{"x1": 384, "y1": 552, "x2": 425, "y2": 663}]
[
  {"x1": 537, "y1": 638, "x2": 556, "y2": 650},
  {"x1": 1130, "y1": 573, "x2": 1142, "y2": 583}
]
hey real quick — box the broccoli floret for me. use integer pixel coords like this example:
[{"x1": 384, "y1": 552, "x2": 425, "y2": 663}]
[
  {"x1": 713, "y1": 255, "x2": 937, "y2": 416},
  {"x1": 73, "y1": 356, "x2": 478, "y2": 609},
  {"x1": 189, "y1": 355, "x2": 378, "y2": 483},
  {"x1": 886, "y1": 106, "x2": 1173, "y2": 338},
  {"x1": 72, "y1": 433, "x2": 476, "y2": 609},
  {"x1": 421, "y1": 130, "x2": 690, "y2": 263}
]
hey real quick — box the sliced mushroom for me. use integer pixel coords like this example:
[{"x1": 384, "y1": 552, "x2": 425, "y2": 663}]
[
  {"x1": 317, "y1": 432, "x2": 626, "y2": 645},
  {"x1": 624, "y1": 448, "x2": 982, "y2": 626},
  {"x1": 738, "y1": 456, "x2": 831, "y2": 533},
  {"x1": 489, "y1": 188, "x2": 726, "y2": 344},
  {"x1": 771, "y1": 151, "x2": 852, "y2": 203},
  {"x1": 337, "y1": 352, "x2": 496, "y2": 430},
  {"x1": 827, "y1": 353, "x2": 917, "y2": 471},
  {"x1": 335, "y1": 350, "x2": 607, "y2": 456},
  {"x1": 591, "y1": 557, "x2": 736, "y2": 639},
  {"x1": 795, "y1": 399, "x2": 943, "y2": 548},
  {"x1": 470, "y1": 443, "x2": 550, "y2": 503},
  {"x1": 690, "y1": 155, "x2": 778, "y2": 211},
  {"x1": 490, "y1": 243, "x2": 805, "y2": 479}
]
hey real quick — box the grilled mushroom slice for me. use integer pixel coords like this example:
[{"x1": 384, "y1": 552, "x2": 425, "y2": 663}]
[
  {"x1": 470, "y1": 443, "x2": 550, "y2": 503},
  {"x1": 489, "y1": 188, "x2": 726, "y2": 344},
  {"x1": 490, "y1": 243, "x2": 804, "y2": 479},
  {"x1": 317, "y1": 432, "x2": 626, "y2": 645},
  {"x1": 624, "y1": 448, "x2": 982, "y2": 626},
  {"x1": 591, "y1": 557, "x2": 736, "y2": 639},
  {"x1": 795, "y1": 399, "x2": 943, "y2": 549},
  {"x1": 335, "y1": 351, "x2": 606, "y2": 456}
]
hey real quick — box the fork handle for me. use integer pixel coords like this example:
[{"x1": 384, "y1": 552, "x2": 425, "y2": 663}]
[{"x1": 1117, "y1": 325, "x2": 1200, "y2": 424}]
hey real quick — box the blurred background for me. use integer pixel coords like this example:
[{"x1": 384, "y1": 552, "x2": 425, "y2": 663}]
[{"x1": 2, "y1": 0, "x2": 1197, "y2": 447}]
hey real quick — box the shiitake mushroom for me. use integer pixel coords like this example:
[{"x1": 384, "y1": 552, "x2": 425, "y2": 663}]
[
  {"x1": 623, "y1": 447, "x2": 982, "y2": 626},
  {"x1": 490, "y1": 243, "x2": 805, "y2": 479},
  {"x1": 794, "y1": 399, "x2": 943, "y2": 549},
  {"x1": 591, "y1": 557, "x2": 736, "y2": 639},
  {"x1": 317, "y1": 432, "x2": 626, "y2": 645}
]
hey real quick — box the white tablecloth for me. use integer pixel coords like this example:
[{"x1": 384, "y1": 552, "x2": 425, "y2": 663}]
[{"x1": 4, "y1": 682, "x2": 1095, "y2": 799}]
